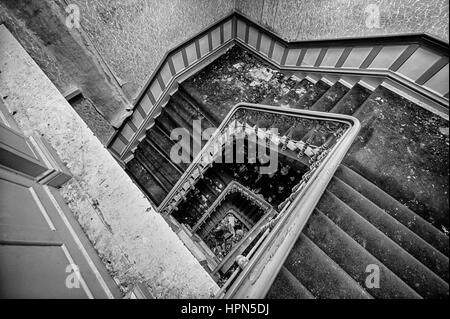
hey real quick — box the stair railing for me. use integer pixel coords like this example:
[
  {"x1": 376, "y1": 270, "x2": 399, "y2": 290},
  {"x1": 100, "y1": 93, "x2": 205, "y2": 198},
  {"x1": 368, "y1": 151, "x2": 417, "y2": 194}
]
[
  {"x1": 218, "y1": 107, "x2": 360, "y2": 298},
  {"x1": 191, "y1": 180, "x2": 273, "y2": 233},
  {"x1": 158, "y1": 106, "x2": 335, "y2": 215},
  {"x1": 156, "y1": 102, "x2": 360, "y2": 297}
]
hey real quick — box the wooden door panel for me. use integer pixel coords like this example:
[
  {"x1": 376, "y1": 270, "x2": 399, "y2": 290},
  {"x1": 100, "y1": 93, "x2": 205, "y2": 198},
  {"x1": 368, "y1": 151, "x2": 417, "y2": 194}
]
[
  {"x1": 0, "y1": 98, "x2": 120, "y2": 299},
  {"x1": 0, "y1": 224, "x2": 61, "y2": 246},
  {"x1": 0, "y1": 123, "x2": 48, "y2": 178},
  {"x1": 0, "y1": 168, "x2": 117, "y2": 298},
  {"x1": 0, "y1": 177, "x2": 51, "y2": 229},
  {"x1": 0, "y1": 245, "x2": 89, "y2": 299}
]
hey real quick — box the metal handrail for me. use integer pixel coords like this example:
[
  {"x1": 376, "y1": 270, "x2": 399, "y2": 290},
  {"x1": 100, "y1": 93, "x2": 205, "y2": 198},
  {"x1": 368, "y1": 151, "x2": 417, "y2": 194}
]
[
  {"x1": 212, "y1": 207, "x2": 277, "y2": 276},
  {"x1": 158, "y1": 104, "x2": 347, "y2": 214},
  {"x1": 222, "y1": 113, "x2": 360, "y2": 298},
  {"x1": 215, "y1": 227, "x2": 271, "y2": 299},
  {"x1": 191, "y1": 180, "x2": 273, "y2": 233},
  {"x1": 155, "y1": 102, "x2": 359, "y2": 298}
]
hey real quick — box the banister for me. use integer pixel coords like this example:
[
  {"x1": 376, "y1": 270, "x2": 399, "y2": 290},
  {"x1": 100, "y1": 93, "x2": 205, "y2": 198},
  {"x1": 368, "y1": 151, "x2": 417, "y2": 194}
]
[
  {"x1": 191, "y1": 180, "x2": 273, "y2": 233},
  {"x1": 222, "y1": 113, "x2": 360, "y2": 298},
  {"x1": 158, "y1": 103, "x2": 353, "y2": 214},
  {"x1": 154, "y1": 101, "x2": 359, "y2": 297},
  {"x1": 212, "y1": 207, "x2": 277, "y2": 276}
]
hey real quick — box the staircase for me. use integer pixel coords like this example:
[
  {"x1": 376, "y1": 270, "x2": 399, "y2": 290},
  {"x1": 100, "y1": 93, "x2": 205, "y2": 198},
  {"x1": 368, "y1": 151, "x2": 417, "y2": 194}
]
[
  {"x1": 126, "y1": 88, "x2": 217, "y2": 205},
  {"x1": 267, "y1": 165, "x2": 448, "y2": 299},
  {"x1": 262, "y1": 80, "x2": 449, "y2": 299},
  {"x1": 124, "y1": 44, "x2": 448, "y2": 298}
]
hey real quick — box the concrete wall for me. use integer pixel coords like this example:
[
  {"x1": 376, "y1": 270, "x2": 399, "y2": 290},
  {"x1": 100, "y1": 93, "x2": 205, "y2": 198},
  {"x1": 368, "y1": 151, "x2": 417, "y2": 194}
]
[
  {"x1": 0, "y1": 0, "x2": 234, "y2": 137},
  {"x1": 70, "y1": 0, "x2": 235, "y2": 102},
  {"x1": 236, "y1": 0, "x2": 449, "y2": 42},
  {"x1": 0, "y1": 0, "x2": 131, "y2": 132},
  {"x1": 0, "y1": 24, "x2": 219, "y2": 298}
]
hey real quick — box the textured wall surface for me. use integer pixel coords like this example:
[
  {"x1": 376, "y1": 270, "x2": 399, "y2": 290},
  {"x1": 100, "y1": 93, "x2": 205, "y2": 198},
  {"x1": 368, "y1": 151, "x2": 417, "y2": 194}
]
[
  {"x1": 0, "y1": 25, "x2": 219, "y2": 298},
  {"x1": 0, "y1": 0, "x2": 132, "y2": 129},
  {"x1": 236, "y1": 0, "x2": 449, "y2": 42},
  {"x1": 71, "y1": 0, "x2": 235, "y2": 101}
]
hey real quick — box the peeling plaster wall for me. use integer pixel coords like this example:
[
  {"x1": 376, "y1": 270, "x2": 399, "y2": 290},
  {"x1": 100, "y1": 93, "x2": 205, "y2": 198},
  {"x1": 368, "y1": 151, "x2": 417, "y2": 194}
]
[
  {"x1": 0, "y1": 25, "x2": 219, "y2": 298},
  {"x1": 0, "y1": 0, "x2": 132, "y2": 131},
  {"x1": 69, "y1": 0, "x2": 235, "y2": 101},
  {"x1": 0, "y1": 0, "x2": 235, "y2": 139},
  {"x1": 236, "y1": 0, "x2": 449, "y2": 42}
]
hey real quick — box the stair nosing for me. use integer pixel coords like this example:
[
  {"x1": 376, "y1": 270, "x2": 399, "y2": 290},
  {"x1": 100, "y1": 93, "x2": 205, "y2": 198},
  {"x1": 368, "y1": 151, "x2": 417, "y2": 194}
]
[
  {"x1": 311, "y1": 207, "x2": 423, "y2": 299},
  {"x1": 337, "y1": 164, "x2": 449, "y2": 251},
  {"x1": 329, "y1": 83, "x2": 371, "y2": 115},
  {"x1": 293, "y1": 233, "x2": 374, "y2": 299},
  {"x1": 321, "y1": 189, "x2": 449, "y2": 295},
  {"x1": 330, "y1": 174, "x2": 449, "y2": 269},
  {"x1": 277, "y1": 265, "x2": 316, "y2": 299},
  {"x1": 309, "y1": 82, "x2": 350, "y2": 112}
]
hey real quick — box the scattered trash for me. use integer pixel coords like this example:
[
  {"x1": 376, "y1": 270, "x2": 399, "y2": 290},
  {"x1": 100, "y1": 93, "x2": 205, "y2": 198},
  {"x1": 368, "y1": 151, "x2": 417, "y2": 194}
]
[
  {"x1": 438, "y1": 126, "x2": 449, "y2": 136},
  {"x1": 248, "y1": 67, "x2": 273, "y2": 82}
]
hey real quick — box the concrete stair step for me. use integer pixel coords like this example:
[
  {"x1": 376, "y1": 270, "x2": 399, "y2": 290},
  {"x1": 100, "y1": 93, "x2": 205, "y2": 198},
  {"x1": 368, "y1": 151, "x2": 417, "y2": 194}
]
[
  {"x1": 178, "y1": 84, "x2": 221, "y2": 126},
  {"x1": 134, "y1": 148, "x2": 176, "y2": 194},
  {"x1": 304, "y1": 209, "x2": 421, "y2": 299},
  {"x1": 139, "y1": 139, "x2": 182, "y2": 185},
  {"x1": 290, "y1": 79, "x2": 330, "y2": 110},
  {"x1": 329, "y1": 84, "x2": 371, "y2": 115},
  {"x1": 171, "y1": 93, "x2": 216, "y2": 132},
  {"x1": 283, "y1": 233, "x2": 372, "y2": 299},
  {"x1": 126, "y1": 158, "x2": 168, "y2": 205},
  {"x1": 309, "y1": 81, "x2": 350, "y2": 112},
  {"x1": 162, "y1": 102, "x2": 202, "y2": 153},
  {"x1": 246, "y1": 205, "x2": 262, "y2": 223},
  {"x1": 145, "y1": 126, "x2": 190, "y2": 171},
  {"x1": 154, "y1": 116, "x2": 192, "y2": 162},
  {"x1": 169, "y1": 96, "x2": 214, "y2": 149},
  {"x1": 317, "y1": 190, "x2": 449, "y2": 298},
  {"x1": 335, "y1": 165, "x2": 449, "y2": 257},
  {"x1": 328, "y1": 176, "x2": 449, "y2": 282},
  {"x1": 266, "y1": 266, "x2": 315, "y2": 299},
  {"x1": 293, "y1": 82, "x2": 367, "y2": 151},
  {"x1": 154, "y1": 108, "x2": 181, "y2": 136},
  {"x1": 340, "y1": 86, "x2": 449, "y2": 233}
]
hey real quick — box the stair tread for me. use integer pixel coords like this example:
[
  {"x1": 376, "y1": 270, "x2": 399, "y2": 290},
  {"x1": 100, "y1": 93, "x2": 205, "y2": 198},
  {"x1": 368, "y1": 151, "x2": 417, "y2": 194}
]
[
  {"x1": 146, "y1": 125, "x2": 191, "y2": 170},
  {"x1": 328, "y1": 175, "x2": 449, "y2": 282},
  {"x1": 317, "y1": 190, "x2": 449, "y2": 298},
  {"x1": 290, "y1": 80, "x2": 330, "y2": 109},
  {"x1": 283, "y1": 233, "x2": 372, "y2": 299},
  {"x1": 305, "y1": 209, "x2": 422, "y2": 299},
  {"x1": 178, "y1": 84, "x2": 221, "y2": 126},
  {"x1": 266, "y1": 266, "x2": 315, "y2": 299},
  {"x1": 127, "y1": 158, "x2": 167, "y2": 205},
  {"x1": 137, "y1": 141, "x2": 182, "y2": 187},
  {"x1": 329, "y1": 84, "x2": 371, "y2": 115},
  {"x1": 342, "y1": 86, "x2": 449, "y2": 232},
  {"x1": 310, "y1": 82, "x2": 350, "y2": 112},
  {"x1": 134, "y1": 151, "x2": 173, "y2": 194},
  {"x1": 335, "y1": 165, "x2": 449, "y2": 257}
]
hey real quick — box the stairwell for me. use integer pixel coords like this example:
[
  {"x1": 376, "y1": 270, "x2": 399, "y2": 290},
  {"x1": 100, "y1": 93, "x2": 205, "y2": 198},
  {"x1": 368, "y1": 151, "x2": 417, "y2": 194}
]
[{"x1": 125, "y1": 44, "x2": 448, "y2": 298}]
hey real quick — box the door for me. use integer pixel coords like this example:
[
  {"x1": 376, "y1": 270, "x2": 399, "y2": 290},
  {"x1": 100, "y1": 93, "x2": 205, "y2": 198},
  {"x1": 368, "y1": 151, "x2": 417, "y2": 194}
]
[{"x1": 0, "y1": 100, "x2": 120, "y2": 299}]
